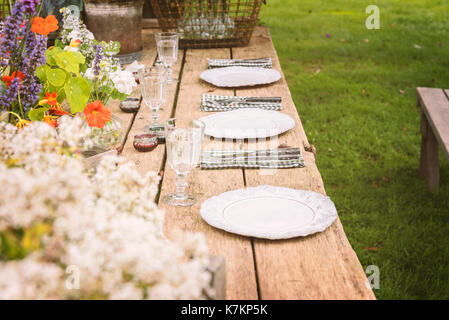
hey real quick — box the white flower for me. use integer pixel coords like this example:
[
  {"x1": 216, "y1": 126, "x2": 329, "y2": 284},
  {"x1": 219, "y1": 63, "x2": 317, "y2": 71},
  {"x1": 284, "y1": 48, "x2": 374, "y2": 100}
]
[
  {"x1": 111, "y1": 70, "x2": 137, "y2": 95},
  {"x1": 83, "y1": 67, "x2": 96, "y2": 81},
  {"x1": 67, "y1": 29, "x2": 94, "y2": 42},
  {"x1": 0, "y1": 119, "x2": 211, "y2": 300},
  {"x1": 125, "y1": 61, "x2": 145, "y2": 73},
  {"x1": 67, "y1": 30, "x2": 81, "y2": 42},
  {"x1": 0, "y1": 256, "x2": 65, "y2": 299},
  {"x1": 64, "y1": 45, "x2": 79, "y2": 52}
]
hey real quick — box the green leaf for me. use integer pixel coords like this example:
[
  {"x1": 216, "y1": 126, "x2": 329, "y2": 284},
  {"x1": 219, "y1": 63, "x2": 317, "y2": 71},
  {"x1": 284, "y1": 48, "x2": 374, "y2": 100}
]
[
  {"x1": 64, "y1": 77, "x2": 90, "y2": 113},
  {"x1": 45, "y1": 47, "x2": 63, "y2": 66},
  {"x1": 46, "y1": 68, "x2": 66, "y2": 87},
  {"x1": 53, "y1": 52, "x2": 80, "y2": 75},
  {"x1": 103, "y1": 86, "x2": 113, "y2": 94},
  {"x1": 36, "y1": 65, "x2": 50, "y2": 82},
  {"x1": 28, "y1": 107, "x2": 48, "y2": 121},
  {"x1": 54, "y1": 39, "x2": 64, "y2": 49},
  {"x1": 70, "y1": 51, "x2": 86, "y2": 65},
  {"x1": 80, "y1": 63, "x2": 88, "y2": 74},
  {"x1": 57, "y1": 90, "x2": 66, "y2": 103},
  {"x1": 111, "y1": 89, "x2": 128, "y2": 101}
]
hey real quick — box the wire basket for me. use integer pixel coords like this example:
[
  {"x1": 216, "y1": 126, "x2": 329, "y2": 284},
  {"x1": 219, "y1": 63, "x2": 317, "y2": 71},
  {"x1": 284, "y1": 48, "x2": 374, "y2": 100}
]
[
  {"x1": 150, "y1": 0, "x2": 264, "y2": 49},
  {"x1": 0, "y1": 0, "x2": 13, "y2": 21}
]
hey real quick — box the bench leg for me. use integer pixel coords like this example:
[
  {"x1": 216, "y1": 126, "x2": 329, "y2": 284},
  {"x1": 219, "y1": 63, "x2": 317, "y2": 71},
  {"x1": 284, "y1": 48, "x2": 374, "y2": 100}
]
[{"x1": 419, "y1": 111, "x2": 439, "y2": 191}]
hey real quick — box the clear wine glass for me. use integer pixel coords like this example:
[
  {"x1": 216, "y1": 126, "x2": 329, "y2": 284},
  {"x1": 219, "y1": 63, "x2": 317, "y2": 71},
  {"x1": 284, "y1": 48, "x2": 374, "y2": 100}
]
[
  {"x1": 163, "y1": 118, "x2": 205, "y2": 207},
  {"x1": 155, "y1": 32, "x2": 179, "y2": 84},
  {"x1": 139, "y1": 66, "x2": 166, "y2": 131}
]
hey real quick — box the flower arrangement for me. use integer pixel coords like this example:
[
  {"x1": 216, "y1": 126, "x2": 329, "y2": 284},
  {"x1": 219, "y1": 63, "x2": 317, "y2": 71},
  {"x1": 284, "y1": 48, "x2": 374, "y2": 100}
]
[
  {"x1": 0, "y1": 1, "x2": 212, "y2": 300},
  {"x1": 58, "y1": 7, "x2": 135, "y2": 100},
  {"x1": 0, "y1": 118, "x2": 211, "y2": 299},
  {"x1": 1, "y1": 2, "x2": 136, "y2": 135}
]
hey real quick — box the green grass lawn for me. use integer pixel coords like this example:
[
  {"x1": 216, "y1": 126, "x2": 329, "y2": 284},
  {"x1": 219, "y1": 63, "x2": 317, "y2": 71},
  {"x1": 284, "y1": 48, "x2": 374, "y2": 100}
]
[{"x1": 260, "y1": 0, "x2": 449, "y2": 299}]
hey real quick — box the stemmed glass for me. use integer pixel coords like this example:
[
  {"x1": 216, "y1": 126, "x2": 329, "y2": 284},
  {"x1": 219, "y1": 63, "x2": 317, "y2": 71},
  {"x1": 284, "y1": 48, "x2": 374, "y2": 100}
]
[
  {"x1": 163, "y1": 118, "x2": 205, "y2": 207},
  {"x1": 139, "y1": 66, "x2": 166, "y2": 131},
  {"x1": 155, "y1": 32, "x2": 179, "y2": 84}
]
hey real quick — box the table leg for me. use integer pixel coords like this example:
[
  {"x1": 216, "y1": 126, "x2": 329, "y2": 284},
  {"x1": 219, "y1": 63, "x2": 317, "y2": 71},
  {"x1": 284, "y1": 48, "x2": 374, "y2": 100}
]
[{"x1": 419, "y1": 110, "x2": 439, "y2": 191}]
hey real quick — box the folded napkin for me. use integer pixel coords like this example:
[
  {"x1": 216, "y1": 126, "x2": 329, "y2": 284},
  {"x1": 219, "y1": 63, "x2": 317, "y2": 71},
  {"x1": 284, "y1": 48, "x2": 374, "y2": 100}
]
[
  {"x1": 207, "y1": 57, "x2": 272, "y2": 69},
  {"x1": 201, "y1": 94, "x2": 282, "y2": 112},
  {"x1": 201, "y1": 148, "x2": 305, "y2": 169}
]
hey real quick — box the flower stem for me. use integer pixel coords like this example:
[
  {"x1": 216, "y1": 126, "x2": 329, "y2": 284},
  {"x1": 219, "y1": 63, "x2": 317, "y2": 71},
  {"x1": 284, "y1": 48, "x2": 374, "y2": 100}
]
[{"x1": 17, "y1": 88, "x2": 24, "y2": 119}]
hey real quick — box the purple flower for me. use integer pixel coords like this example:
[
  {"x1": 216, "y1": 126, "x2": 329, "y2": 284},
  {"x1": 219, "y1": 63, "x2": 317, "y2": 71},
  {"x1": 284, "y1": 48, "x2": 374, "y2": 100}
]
[
  {"x1": 0, "y1": 77, "x2": 20, "y2": 111},
  {"x1": 92, "y1": 45, "x2": 103, "y2": 77},
  {"x1": 21, "y1": 0, "x2": 40, "y2": 14},
  {"x1": 15, "y1": 32, "x2": 46, "y2": 111},
  {"x1": 0, "y1": 3, "x2": 24, "y2": 69},
  {"x1": 0, "y1": 0, "x2": 45, "y2": 113}
]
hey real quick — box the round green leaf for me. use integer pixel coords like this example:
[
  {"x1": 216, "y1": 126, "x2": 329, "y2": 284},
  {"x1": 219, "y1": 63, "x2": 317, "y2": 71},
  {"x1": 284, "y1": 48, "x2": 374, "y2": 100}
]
[
  {"x1": 54, "y1": 51, "x2": 80, "y2": 75},
  {"x1": 46, "y1": 68, "x2": 66, "y2": 87},
  {"x1": 71, "y1": 51, "x2": 86, "y2": 65},
  {"x1": 28, "y1": 107, "x2": 48, "y2": 121},
  {"x1": 64, "y1": 77, "x2": 91, "y2": 113},
  {"x1": 45, "y1": 47, "x2": 62, "y2": 66},
  {"x1": 36, "y1": 65, "x2": 50, "y2": 82}
]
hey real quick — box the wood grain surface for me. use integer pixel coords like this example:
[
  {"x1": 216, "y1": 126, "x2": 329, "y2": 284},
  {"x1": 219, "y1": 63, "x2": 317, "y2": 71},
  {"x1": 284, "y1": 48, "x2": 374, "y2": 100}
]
[
  {"x1": 117, "y1": 27, "x2": 374, "y2": 300},
  {"x1": 233, "y1": 27, "x2": 375, "y2": 300}
]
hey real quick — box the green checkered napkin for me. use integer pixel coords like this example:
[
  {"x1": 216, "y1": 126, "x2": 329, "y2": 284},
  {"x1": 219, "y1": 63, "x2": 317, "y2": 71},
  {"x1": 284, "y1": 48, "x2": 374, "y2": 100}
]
[
  {"x1": 201, "y1": 148, "x2": 305, "y2": 169},
  {"x1": 207, "y1": 57, "x2": 272, "y2": 69},
  {"x1": 201, "y1": 94, "x2": 282, "y2": 112}
]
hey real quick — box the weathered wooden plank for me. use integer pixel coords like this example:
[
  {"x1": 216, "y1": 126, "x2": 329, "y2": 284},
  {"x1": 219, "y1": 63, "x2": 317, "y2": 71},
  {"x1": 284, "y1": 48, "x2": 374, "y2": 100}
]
[
  {"x1": 159, "y1": 48, "x2": 258, "y2": 300},
  {"x1": 120, "y1": 30, "x2": 229, "y2": 299},
  {"x1": 109, "y1": 30, "x2": 160, "y2": 149},
  {"x1": 233, "y1": 27, "x2": 375, "y2": 299},
  {"x1": 142, "y1": 18, "x2": 159, "y2": 29},
  {"x1": 417, "y1": 88, "x2": 449, "y2": 162},
  {"x1": 120, "y1": 29, "x2": 175, "y2": 178},
  {"x1": 108, "y1": 99, "x2": 135, "y2": 150},
  {"x1": 85, "y1": 150, "x2": 118, "y2": 169}
]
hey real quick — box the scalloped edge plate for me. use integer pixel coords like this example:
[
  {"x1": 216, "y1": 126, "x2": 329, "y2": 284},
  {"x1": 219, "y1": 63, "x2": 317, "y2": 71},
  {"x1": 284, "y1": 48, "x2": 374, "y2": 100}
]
[
  {"x1": 200, "y1": 66, "x2": 281, "y2": 87},
  {"x1": 200, "y1": 185, "x2": 338, "y2": 240},
  {"x1": 199, "y1": 109, "x2": 295, "y2": 139}
]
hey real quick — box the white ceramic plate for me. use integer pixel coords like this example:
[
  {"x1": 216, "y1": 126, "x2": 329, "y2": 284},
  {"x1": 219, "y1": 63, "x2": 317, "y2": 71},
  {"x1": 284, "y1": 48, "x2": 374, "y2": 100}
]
[
  {"x1": 199, "y1": 109, "x2": 295, "y2": 139},
  {"x1": 200, "y1": 185, "x2": 338, "y2": 240},
  {"x1": 200, "y1": 66, "x2": 281, "y2": 87}
]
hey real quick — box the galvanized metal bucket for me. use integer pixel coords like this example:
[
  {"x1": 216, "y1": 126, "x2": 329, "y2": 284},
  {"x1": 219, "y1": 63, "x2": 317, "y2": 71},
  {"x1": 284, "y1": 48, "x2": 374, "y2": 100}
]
[{"x1": 83, "y1": 0, "x2": 144, "y2": 63}]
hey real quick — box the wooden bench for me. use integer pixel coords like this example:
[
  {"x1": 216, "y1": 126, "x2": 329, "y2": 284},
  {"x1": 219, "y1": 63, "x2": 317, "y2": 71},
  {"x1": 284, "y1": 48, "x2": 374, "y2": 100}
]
[
  {"x1": 117, "y1": 27, "x2": 375, "y2": 300},
  {"x1": 417, "y1": 88, "x2": 449, "y2": 191}
]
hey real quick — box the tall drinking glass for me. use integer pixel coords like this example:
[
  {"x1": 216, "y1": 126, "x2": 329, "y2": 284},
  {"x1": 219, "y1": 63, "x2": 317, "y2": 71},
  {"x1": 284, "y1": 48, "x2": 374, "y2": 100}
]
[
  {"x1": 139, "y1": 66, "x2": 166, "y2": 131},
  {"x1": 155, "y1": 32, "x2": 179, "y2": 84},
  {"x1": 163, "y1": 118, "x2": 205, "y2": 207}
]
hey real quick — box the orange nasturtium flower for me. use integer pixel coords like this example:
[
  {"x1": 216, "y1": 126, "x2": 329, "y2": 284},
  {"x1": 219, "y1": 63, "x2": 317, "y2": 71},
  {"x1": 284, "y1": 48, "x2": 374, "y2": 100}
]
[
  {"x1": 69, "y1": 39, "x2": 81, "y2": 48},
  {"x1": 49, "y1": 106, "x2": 68, "y2": 116},
  {"x1": 43, "y1": 114, "x2": 58, "y2": 128},
  {"x1": 31, "y1": 15, "x2": 59, "y2": 36},
  {"x1": 84, "y1": 101, "x2": 111, "y2": 128},
  {"x1": 15, "y1": 119, "x2": 31, "y2": 130},
  {"x1": 2, "y1": 71, "x2": 25, "y2": 88},
  {"x1": 39, "y1": 92, "x2": 59, "y2": 106}
]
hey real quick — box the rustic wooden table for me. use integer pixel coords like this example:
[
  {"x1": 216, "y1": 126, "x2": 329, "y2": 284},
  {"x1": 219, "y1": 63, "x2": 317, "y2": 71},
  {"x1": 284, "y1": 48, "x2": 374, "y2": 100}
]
[{"x1": 114, "y1": 27, "x2": 375, "y2": 300}]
